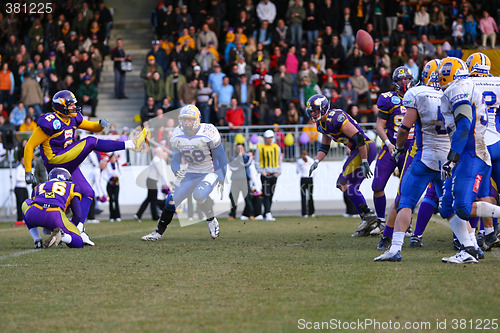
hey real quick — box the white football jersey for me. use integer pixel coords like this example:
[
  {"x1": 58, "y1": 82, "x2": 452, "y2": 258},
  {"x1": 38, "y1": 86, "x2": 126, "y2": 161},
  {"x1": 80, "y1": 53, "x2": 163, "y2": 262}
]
[
  {"x1": 441, "y1": 78, "x2": 491, "y2": 166},
  {"x1": 170, "y1": 123, "x2": 222, "y2": 174},
  {"x1": 469, "y1": 76, "x2": 500, "y2": 146},
  {"x1": 403, "y1": 85, "x2": 450, "y2": 171}
]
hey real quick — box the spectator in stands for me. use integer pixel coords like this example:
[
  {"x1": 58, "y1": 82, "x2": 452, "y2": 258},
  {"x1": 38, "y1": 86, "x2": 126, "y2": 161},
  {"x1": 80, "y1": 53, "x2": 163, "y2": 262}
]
[
  {"x1": 104, "y1": 153, "x2": 121, "y2": 222},
  {"x1": 146, "y1": 71, "x2": 165, "y2": 106},
  {"x1": 374, "y1": 66, "x2": 393, "y2": 94},
  {"x1": 96, "y1": 1, "x2": 114, "y2": 41},
  {"x1": 417, "y1": 34, "x2": 436, "y2": 58},
  {"x1": 188, "y1": 65, "x2": 206, "y2": 84},
  {"x1": 396, "y1": 0, "x2": 412, "y2": 30},
  {"x1": 344, "y1": 46, "x2": 365, "y2": 75},
  {"x1": 225, "y1": 97, "x2": 245, "y2": 130},
  {"x1": 197, "y1": 23, "x2": 218, "y2": 51},
  {"x1": 20, "y1": 72, "x2": 44, "y2": 120},
  {"x1": 349, "y1": 67, "x2": 372, "y2": 108},
  {"x1": 236, "y1": 56, "x2": 252, "y2": 78},
  {"x1": 414, "y1": 5, "x2": 430, "y2": 41},
  {"x1": 384, "y1": 0, "x2": 399, "y2": 35},
  {"x1": 256, "y1": 0, "x2": 276, "y2": 24},
  {"x1": 432, "y1": 44, "x2": 448, "y2": 59},
  {"x1": 310, "y1": 44, "x2": 326, "y2": 76},
  {"x1": 254, "y1": 75, "x2": 274, "y2": 125},
  {"x1": 208, "y1": 62, "x2": 225, "y2": 94},
  {"x1": 389, "y1": 23, "x2": 411, "y2": 53},
  {"x1": 404, "y1": 58, "x2": 419, "y2": 85},
  {"x1": 480, "y1": 10, "x2": 499, "y2": 49},
  {"x1": 286, "y1": 102, "x2": 300, "y2": 125},
  {"x1": 272, "y1": 64, "x2": 293, "y2": 113},
  {"x1": 140, "y1": 96, "x2": 157, "y2": 124},
  {"x1": 325, "y1": 35, "x2": 345, "y2": 73},
  {"x1": 464, "y1": 13, "x2": 478, "y2": 47},
  {"x1": 10, "y1": 102, "x2": 26, "y2": 129},
  {"x1": 272, "y1": 19, "x2": 290, "y2": 50},
  {"x1": 340, "y1": 80, "x2": 358, "y2": 107},
  {"x1": 215, "y1": 76, "x2": 234, "y2": 125},
  {"x1": 367, "y1": 0, "x2": 385, "y2": 40},
  {"x1": 329, "y1": 87, "x2": 348, "y2": 111},
  {"x1": 147, "y1": 40, "x2": 169, "y2": 74},
  {"x1": 451, "y1": 14, "x2": 465, "y2": 48},
  {"x1": 409, "y1": 44, "x2": 425, "y2": 69},
  {"x1": 44, "y1": 13, "x2": 60, "y2": 51},
  {"x1": 348, "y1": 105, "x2": 363, "y2": 124},
  {"x1": 178, "y1": 27, "x2": 195, "y2": 50},
  {"x1": 269, "y1": 107, "x2": 286, "y2": 126},
  {"x1": 234, "y1": 74, "x2": 255, "y2": 125},
  {"x1": 340, "y1": 7, "x2": 356, "y2": 53},
  {"x1": 304, "y1": 1, "x2": 320, "y2": 53},
  {"x1": 111, "y1": 38, "x2": 130, "y2": 99},
  {"x1": 195, "y1": 43, "x2": 217, "y2": 74},
  {"x1": 321, "y1": 68, "x2": 339, "y2": 92},
  {"x1": 179, "y1": 79, "x2": 198, "y2": 107},
  {"x1": 286, "y1": 0, "x2": 305, "y2": 48},
  {"x1": 299, "y1": 75, "x2": 321, "y2": 111},
  {"x1": 165, "y1": 62, "x2": 186, "y2": 109},
  {"x1": 76, "y1": 75, "x2": 98, "y2": 117},
  {"x1": 391, "y1": 44, "x2": 408, "y2": 68},
  {"x1": 19, "y1": 115, "x2": 36, "y2": 132},
  {"x1": 5, "y1": 34, "x2": 20, "y2": 62},
  {"x1": 0, "y1": 63, "x2": 14, "y2": 111},
  {"x1": 196, "y1": 79, "x2": 215, "y2": 124},
  {"x1": 429, "y1": 3, "x2": 446, "y2": 39},
  {"x1": 253, "y1": 20, "x2": 272, "y2": 52},
  {"x1": 296, "y1": 60, "x2": 318, "y2": 87}
]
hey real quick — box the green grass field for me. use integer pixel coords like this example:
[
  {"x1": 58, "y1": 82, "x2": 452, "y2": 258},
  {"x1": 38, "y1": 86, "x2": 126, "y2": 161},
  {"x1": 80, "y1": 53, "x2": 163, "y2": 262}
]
[{"x1": 1, "y1": 216, "x2": 500, "y2": 333}]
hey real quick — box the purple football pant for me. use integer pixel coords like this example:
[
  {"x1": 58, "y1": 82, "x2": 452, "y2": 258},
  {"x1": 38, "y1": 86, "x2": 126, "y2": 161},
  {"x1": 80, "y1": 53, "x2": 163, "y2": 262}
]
[
  {"x1": 22, "y1": 201, "x2": 83, "y2": 248},
  {"x1": 337, "y1": 141, "x2": 377, "y2": 187},
  {"x1": 372, "y1": 144, "x2": 407, "y2": 193}
]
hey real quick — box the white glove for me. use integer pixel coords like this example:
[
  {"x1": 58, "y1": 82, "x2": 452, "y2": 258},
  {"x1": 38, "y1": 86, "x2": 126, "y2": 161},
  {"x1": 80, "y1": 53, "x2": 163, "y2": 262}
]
[
  {"x1": 175, "y1": 169, "x2": 186, "y2": 180},
  {"x1": 99, "y1": 118, "x2": 110, "y2": 128}
]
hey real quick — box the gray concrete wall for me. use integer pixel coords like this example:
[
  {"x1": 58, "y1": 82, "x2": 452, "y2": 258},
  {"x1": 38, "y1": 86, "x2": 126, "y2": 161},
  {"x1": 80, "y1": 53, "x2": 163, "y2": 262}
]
[{"x1": 106, "y1": 0, "x2": 158, "y2": 21}]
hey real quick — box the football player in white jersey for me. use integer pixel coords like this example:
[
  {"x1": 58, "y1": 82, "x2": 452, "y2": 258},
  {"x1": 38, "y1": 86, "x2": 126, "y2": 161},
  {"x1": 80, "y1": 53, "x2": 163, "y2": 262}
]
[
  {"x1": 465, "y1": 52, "x2": 500, "y2": 251},
  {"x1": 142, "y1": 105, "x2": 228, "y2": 241},
  {"x1": 437, "y1": 57, "x2": 500, "y2": 263},
  {"x1": 375, "y1": 59, "x2": 450, "y2": 261}
]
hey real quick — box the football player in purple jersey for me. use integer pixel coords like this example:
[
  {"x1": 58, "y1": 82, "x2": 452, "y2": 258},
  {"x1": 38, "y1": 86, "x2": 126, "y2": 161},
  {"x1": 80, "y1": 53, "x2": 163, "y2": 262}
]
[
  {"x1": 307, "y1": 94, "x2": 378, "y2": 235},
  {"x1": 372, "y1": 66, "x2": 415, "y2": 231},
  {"x1": 22, "y1": 168, "x2": 84, "y2": 249},
  {"x1": 23, "y1": 90, "x2": 148, "y2": 246}
]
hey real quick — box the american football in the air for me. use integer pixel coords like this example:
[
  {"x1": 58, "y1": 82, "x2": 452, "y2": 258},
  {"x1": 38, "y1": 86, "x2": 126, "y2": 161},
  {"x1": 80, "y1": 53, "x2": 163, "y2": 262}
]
[{"x1": 356, "y1": 29, "x2": 374, "y2": 54}]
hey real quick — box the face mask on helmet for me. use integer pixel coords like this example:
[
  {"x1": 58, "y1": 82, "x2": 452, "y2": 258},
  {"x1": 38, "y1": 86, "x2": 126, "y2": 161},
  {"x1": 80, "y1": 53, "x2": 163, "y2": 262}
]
[
  {"x1": 437, "y1": 57, "x2": 469, "y2": 90},
  {"x1": 52, "y1": 90, "x2": 81, "y2": 117},
  {"x1": 306, "y1": 94, "x2": 330, "y2": 122},
  {"x1": 421, "y1": 59, "x2": 442, "y2": 88},
  {"x1": 178, "y1": 105, "x2": 201, "y2": 134},
  {"x1": 466, "y1": 52, "x2": 491, "y2": 77},
  {"x1": 393, "y1": 66, "x2": 414, "y2": 94},
  {"x1": 48, "y1": 167, "x2": 72, "y2": 181}
]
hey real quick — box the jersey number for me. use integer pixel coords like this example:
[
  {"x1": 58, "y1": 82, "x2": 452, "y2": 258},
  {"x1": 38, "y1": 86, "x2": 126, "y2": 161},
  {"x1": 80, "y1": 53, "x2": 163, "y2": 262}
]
[
  {"x1": 181, "y1": 149, "x2": 206, "y2": 163},
  {"x1": 435, "y1": 106, "x2": 447, "y2": 134},
  {"x1": 38, "y1": 181, "x2": 67, "y2": 197}
]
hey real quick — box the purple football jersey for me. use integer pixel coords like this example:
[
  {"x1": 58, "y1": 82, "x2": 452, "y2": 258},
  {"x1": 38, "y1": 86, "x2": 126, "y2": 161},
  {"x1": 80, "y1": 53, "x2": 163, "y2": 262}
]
[
  {"x1": 36, "y1": 112, "x2": 84, "y2": 164},
  {"x1": 377, "y1": 91, "x2": 415, "y2": 147},
  {"x1": 316, "y1": 109, "x2": 369, "y2": 150},
  {"x1": 31, "y1": 180, "x2": 82, "y2": 211}
]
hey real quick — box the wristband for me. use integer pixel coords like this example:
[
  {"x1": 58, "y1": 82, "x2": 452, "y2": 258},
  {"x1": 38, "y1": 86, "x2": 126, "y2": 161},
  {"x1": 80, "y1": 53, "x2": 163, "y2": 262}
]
[
  {"x1": 362, "y1": 159, "x2": 368, "y2": 164},
  {"x1": 384, "y1": 139, "x2": 392, "y2": 146},
  {"x1": 314, "y1": 159, "x2": 319, "y2": 163}
]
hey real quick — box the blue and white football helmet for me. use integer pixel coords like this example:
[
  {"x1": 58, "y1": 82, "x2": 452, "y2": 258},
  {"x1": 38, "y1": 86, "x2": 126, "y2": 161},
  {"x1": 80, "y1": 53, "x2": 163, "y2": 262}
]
[
  {"x1": 48, "y1": 167, "x2": 72, "y2": 181},
  {"x1": 178, "y1": 104, "x2": 201, "y2": 134},
  {"x1": 52, "y1": 90, "x2": 81, "y2": 116},
  {"x1": 306, "y1": 94, "x2": 330, "y2": 122},
  {"x1": 421, "y1": 59, "x2": 442, "y2": 88}
]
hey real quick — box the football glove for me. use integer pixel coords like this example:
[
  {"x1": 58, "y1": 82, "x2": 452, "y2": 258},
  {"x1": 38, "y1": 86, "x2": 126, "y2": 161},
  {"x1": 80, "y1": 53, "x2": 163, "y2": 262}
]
[
  {"x1": 360, "y1": 160, "x2": 373, "y2": 179},
  {"x1": 391, "y1": 146, "x2": 407, "y2": 162},
  {"x1": 25, "y1": 172, "x2": 36, "y2": 184},
  {"x1": 175, "y1": 169, "x2": 186, "y2": 180},
  {"x1": 99, "y1": 118, "x2": 110, "y2": 128},
  {"x1": 441, "y1": 160, "x2": 455, "y2": 180},
  {"x1": 309, "y1": 159, "x2": 319, "y2": 177},
  {"x1": 217, "y1": 181, "x2": 224, "y2": 200}
]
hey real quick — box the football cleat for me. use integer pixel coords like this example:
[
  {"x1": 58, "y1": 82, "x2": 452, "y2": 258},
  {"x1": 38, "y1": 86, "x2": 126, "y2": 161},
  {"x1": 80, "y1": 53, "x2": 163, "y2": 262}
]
[
  {"x1": 45, "y1": 228, "x2": 62, "y2": 248},
  {"x1": 409, "y1": 235, "x2": 424, "y2": 248},
  {"x1": 442, "y1": 250, "x2": 478, "y2": 264},
  {"x1": 142, "y1": 231, "x2": 162, "y2": 241},
  {"x1": 377, "y1": 236, "x2": 392, "y2": 251},
  {"x1": 405, "y1": 226, "x2": 412, "y2": 237},
  {"x1": 131, "y1": 128, "x2": 150, "y2": 152},
  {"x1": 355, "y1": 210, "x2": 378, "y2": 232},
  {"x1": 264, "y1": 212, "x2": 276, "y2": 221},
  {"x1": 374, "y1": 250, "x2": 402, "y2": 262},
  {"x1": 34, "y1": 239, "x2": 44, "y2": 249},
  {"x1": 477, "y1": 232, "x2": 485, "y2": 248},
  {"x1": 477, "y1": 247, "x2": 485, "y2": 260},
  {"x1": 482, "y1": 232, "x2": 500, "y2": 251},
  {"x1": 80, "y1": 229, "x2": 95, "y2": 246},
  {"x1": 207, "y1": 218, "x2": 220, "y2": 239},
  {"x1": 369, "y1": 221, "x2": 385, "y2": 235}
]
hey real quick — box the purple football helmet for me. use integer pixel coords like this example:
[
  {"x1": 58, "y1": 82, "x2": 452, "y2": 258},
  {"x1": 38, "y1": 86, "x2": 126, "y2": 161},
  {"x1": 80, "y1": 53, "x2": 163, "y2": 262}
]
[
  {"x1": 48, "y1": 167, "x2": 72, "y2": 181},
  {"x1": 52, "y1": 90, "x2": 81, "y2": 116},
  {"x1": 306, "y1": 94, "x2": 330, "y2": 122},
  {"x1": 392, "y1": 66, "x2": 414, "y2": 94}
]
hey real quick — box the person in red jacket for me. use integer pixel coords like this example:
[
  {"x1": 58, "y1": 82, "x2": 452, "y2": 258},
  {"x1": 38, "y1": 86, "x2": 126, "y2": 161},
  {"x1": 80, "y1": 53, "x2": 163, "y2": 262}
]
[{"x1": 225, "y1": 97, "x2": 245, "y2": 130}]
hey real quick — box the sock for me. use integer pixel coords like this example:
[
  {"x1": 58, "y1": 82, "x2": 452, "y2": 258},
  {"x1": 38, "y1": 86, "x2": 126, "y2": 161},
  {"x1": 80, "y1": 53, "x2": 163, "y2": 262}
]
[
  {"x1": 157, "y1": 210, "x2": 175, "y2": 235},
  {"x1": 77, "y1": 222, "x2": 84, "y2": 232},
  {"x1": 80, "y1": 197, "x2": 93, "y2": 224},
  {"x1": 449, "y1": 215, "x2": 474, "y2": 248},
  {"x1": 469, "y1": 232, "x2": 479, "y2": 250},
  {"x1": 414, "y1": 200, "x2": 435, "y2": 236},
  {"x1": 469, "y1": 217, "x2": 479, "y2": 229},
  {"x1": 383, "y1": 225, "x2": 394, "y2": 238},
  {"x1": 373, "y1": 195, "x2": 386, "y2": 220},
  {"x1": 475, "y1": 201, "x2": 500, "y2": 218},
  {"x1": 480, "y1": 219, "x2": 485, "y2": 232},
  {"x1": 61, "y1": 233, "x2": 72, "y2": 244},
  {"x1": 29, "y1": 228, "x2": 41, "y2": 241},
  {"x1": 125, "y1": 140, "x2": 135, "y2": 149},
  {"x1": 389, "y1": 231, "x2": 405, "y2": 252},
  {"x1": 485, "y1": 227, "x2": 494, "y2": 235},
  {"x1": 346, "y1": 187, "x2": 367, "y2": 215},
  {"x1": 95, "y1": 139, "x2": 126, "y2": 152}
]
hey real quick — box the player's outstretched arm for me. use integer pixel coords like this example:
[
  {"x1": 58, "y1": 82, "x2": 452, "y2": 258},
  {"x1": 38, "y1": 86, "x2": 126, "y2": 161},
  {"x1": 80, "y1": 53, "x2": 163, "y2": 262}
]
[
  {"x1": 78, "y1": 119, "x2": 107, "y2": 132},
  {"x1": 24, "y1": 127, "x2": 50, "y2": 173},
  {"x1": 212, "y1": 144, "x2": 228, "y2": 181}
]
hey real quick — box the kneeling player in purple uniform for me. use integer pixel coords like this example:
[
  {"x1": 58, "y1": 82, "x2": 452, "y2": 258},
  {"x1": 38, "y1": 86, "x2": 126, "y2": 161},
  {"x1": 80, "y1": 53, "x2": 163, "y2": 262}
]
[
  {"x1": 307, "y1": 94, "x2": 378, "y2": 235},
  {"x1": 23, "y1": 90, "x2": 148, "y2": 246},
  {"x1": 23, "y1": 168, "x2": 84, "y2": 248}
]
